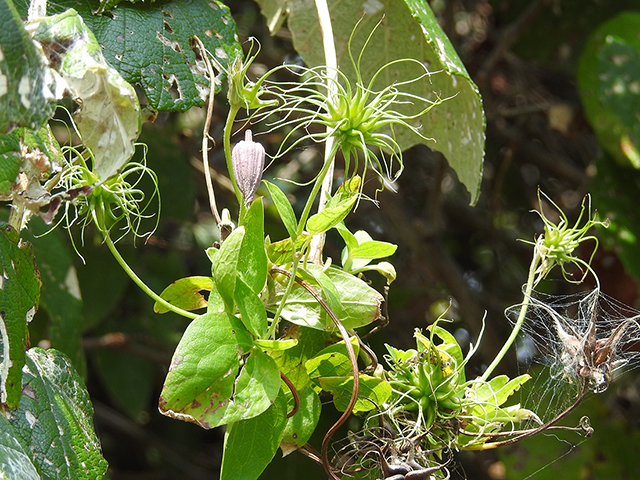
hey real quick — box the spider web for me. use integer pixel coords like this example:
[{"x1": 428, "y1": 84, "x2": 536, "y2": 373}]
[{"x1": 506, "y1": 287, "x2": 640, "y2": 427}]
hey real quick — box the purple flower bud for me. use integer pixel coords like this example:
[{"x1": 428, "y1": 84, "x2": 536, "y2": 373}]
[{"x1": 231, "y1": 130, "x2": 265, "y2": 205}]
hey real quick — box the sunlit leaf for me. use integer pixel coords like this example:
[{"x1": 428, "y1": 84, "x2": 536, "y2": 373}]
[
  {"x1": 159, "y1": 312, "x2": 252, "y2": 428},
  {"x1": 220, "y1": 390, "x2": 287, "y2": 480},
  {"x1": 280, "y1": 385, "x2": 321, "y2": 456},
  {"x1": 264, "y1": 180, "x2": 298, "y2": 240},
  {"x1": 267, "y1": 265, "x2": 383, "y2": 330},
  {"x1": 319, "y1": 374, "x2": 392, "y2": 413},
  {"x1": 155, "y1": 276, "x2": 212, "y2": 314}
]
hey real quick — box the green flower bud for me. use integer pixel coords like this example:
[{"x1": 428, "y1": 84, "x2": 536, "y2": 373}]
[{"x1": 231, "y1": 130, "x2": 265, "y2": 206}]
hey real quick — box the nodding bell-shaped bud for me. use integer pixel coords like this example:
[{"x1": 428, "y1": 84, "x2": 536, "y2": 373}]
[{"x1": 232, "y1": 130, "x2": 265, "y2": 206}]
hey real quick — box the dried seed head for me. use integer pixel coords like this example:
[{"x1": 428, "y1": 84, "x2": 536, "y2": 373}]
[{"x1": 231, "y1": 130, "x2": 265, "y2": 205}]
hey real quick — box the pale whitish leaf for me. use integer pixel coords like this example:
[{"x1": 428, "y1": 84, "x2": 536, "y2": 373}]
[
  {"x1": 7, "y1": 348, "x2": 108, "y2": 479},
  {"x1": 0, "y1": 0, "x2": 56, "y2": 134},
  {"x1": 31, "y1": 9, "x2": 141, "y2": 181}
]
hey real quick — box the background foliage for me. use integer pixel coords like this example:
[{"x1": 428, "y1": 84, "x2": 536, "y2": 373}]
[{"x1": 3, "y1": 0, "x2": 640, "y2": 479}]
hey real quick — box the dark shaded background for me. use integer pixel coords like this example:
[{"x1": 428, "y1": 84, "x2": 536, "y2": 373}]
[{"x1": 28, "y1": 0, "x2": 640, "y2": 479}]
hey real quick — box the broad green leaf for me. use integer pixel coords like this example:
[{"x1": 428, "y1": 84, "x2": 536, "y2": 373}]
[
  {"x1": 471, "y1": 374, "x2": 531, "y2": 408},
  {"x1": 578, "y1": 12, "x2": 640, "y2": 167},
  {"x1": 306, "y1": 189, "x2": 358, "y2": 235},
  {"x1": 350, "y1": 240, "x2": 397, "y2": 260},
  {"x1": 254, "y1": 338, "x2": 298, "y2": 351},
  {"x1": 93, "y1": 348, "x2": 155, "y2": 422},
  {"x1": 269, "y1": 326, "x2": 327, "y2": 389},
  {"x1": 0, "y1": 223, "x2": 40, "y2": 408},
  {"x1": 266, "y1": 233, "x2": 310, "y2": 265},
  {"x1": 158, "y1": 312, "x2": 252, "y2": 428},
  {"x1": 264, "y1": 180, "x2": 298, "y2": 240},
  {"x1": 220, "y1": 390, "x2": 287, "y2": 480},
  {"x1": 320, "y1": 374, "x2": 392, "y2": 413},
  {"x1": 262, "y1": 0, "x2": 484, "y2": 204},
  {"x1": 280, "y1": 385, "x2": 321, "y2": 456},
  {"x1": 592, "y1": 156, "x2": 640, "y2": 281},
  {"x1": 212, "y1": 226, "x2": 245, "y2": 312},
  {"x1": 267, "y1": 265, "x2": 383, "y2": 330},
  {"x1": 235, "y1": 278, "x2": 268, "y2": 338},
  {"x1": 211, "y1": 349, "x2": 281, "y2": 425},
  {"x1": 335, "y1": 222, "x2": 359, "y2": 256},
  {"x1": 305, "y1": 337, "x2": 359, "y2": 381},
  {"x1": 0, "y1": 413, "x2": 39, "y2": 480},
  {"x1": 0, "y1": 0, "x2": 56, "y2": 134},
  {"x1": 97, "y1": 0, "x2": 157, "y2": 12},
  {"x1": 31, "y1": 9, "x2": 141, "y2": 182},
  {"x1": 155, "y1": 276, "x2": 212, "y2": 314},
  {"x1": 22, "y1": 218, "x2": 83, "y2": 371},
  {"x1": 298, "y1": 265, "x2": 344, "y2": 319},
  {"x1": 7, "y1": 348, "x2": 108, "y2": 479},
  {"x1": 238, "y1": 199, "x2": 268, "y2": 294},
  {"x1": 18, "y1": 0, "x2": 242, "y2": 112}
]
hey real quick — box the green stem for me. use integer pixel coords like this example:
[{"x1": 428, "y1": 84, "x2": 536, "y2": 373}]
[
  {"x1": 296, "y1": 142, "x2": 340, "y2": 238},
  {"x1": 267, "y1": 259, "x2": 300, "y2": 339},
  {"x1": 223, "y1": 104, "x2": 243, "y2": 208},
  {"x1": 104, "y1": 235, "x2": 197, "y2": 320},
  {"x1": 480, "y1": 248, "x2": 542, "y2": 382}
]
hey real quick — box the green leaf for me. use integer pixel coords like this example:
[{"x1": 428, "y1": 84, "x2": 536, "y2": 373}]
[
  {"x1": 280, "y1": 385, "x2": 321, "y2": 456},
  {"x1": 235, "y1": 278, "x2": 268, "y2": 338},
  {"x1": 350, "y1": 240, "x2": 397, "y2": 260},
  {"x1": 305, "y1": 337, "x2": 359, "y2": 381},
  {"x1": 7, "y1": 348, "x2": 108, "y2": 479},
  {"x1": 306, "y1": 189, "x2": 358, "y2": 235},
  {"x1": 158, "y1": 312, "x2": 255, "y2": 429},
  {"x1": 0, "y1": 414, "x2": 39, "y2": 480},
  {"x1": 220, "y1": 390, "x2": 287, "y2": 480},
  {"x1": 22, "y1": 0, "x2": 242, "y2": 112},
  {"x1": 298, "y1": 265, "x2": 344, "y2": 319},
  {"x1": 319, "y1": 374, "x2": 392, "y2": 413},
  {"x1": 22, "y1": 218, "x2": 83, "y2": 371},
  {"x1": 212, "y1": 226, "x2": 245, "y2": 312},
  {"x1": 254, "y1": 338, "x2": 298, "y2": 351},
  {"x1": 266, "y1": 0, "x2": 484, "y2": 204},
  {"x1": 0, "y1": 223, "x2": 40, "y2": 408},
  {"x1": 0, "y1": 0, "x2": 56, "y2": 134},
  {"x1": 335, "y1": 222, "x2": 359, "y2": 254},
  {"x1": 266, "y1": 233, "x2": 310, "y2": 265},
  {"x1": 269, "y1": 326, "x2": 327, "y2": 389},
  {"x1": 472, "y1": 374, "x2": 531, "y2": 408},
  {"x1": 238, "y1": 198, "x2": 268, "y2": 294},
  {"x1": 32, "y1": 9, "x2": 141, "y2": 182},
  {"x1": 93, "y1": 348, "x2": 155, "y2": 422},
  {"x1": 267, "y1": 265, "x2": 383, "y2": 330},
  {"x1": 155, "y1": 276, "x2": 212, "y2": 314},
  {"x1": 264, "y1": 180, "x2": 298, "y2": 240},
  {"x1": 578, "y1": 12, "x2": 640, "y2": 167}
]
